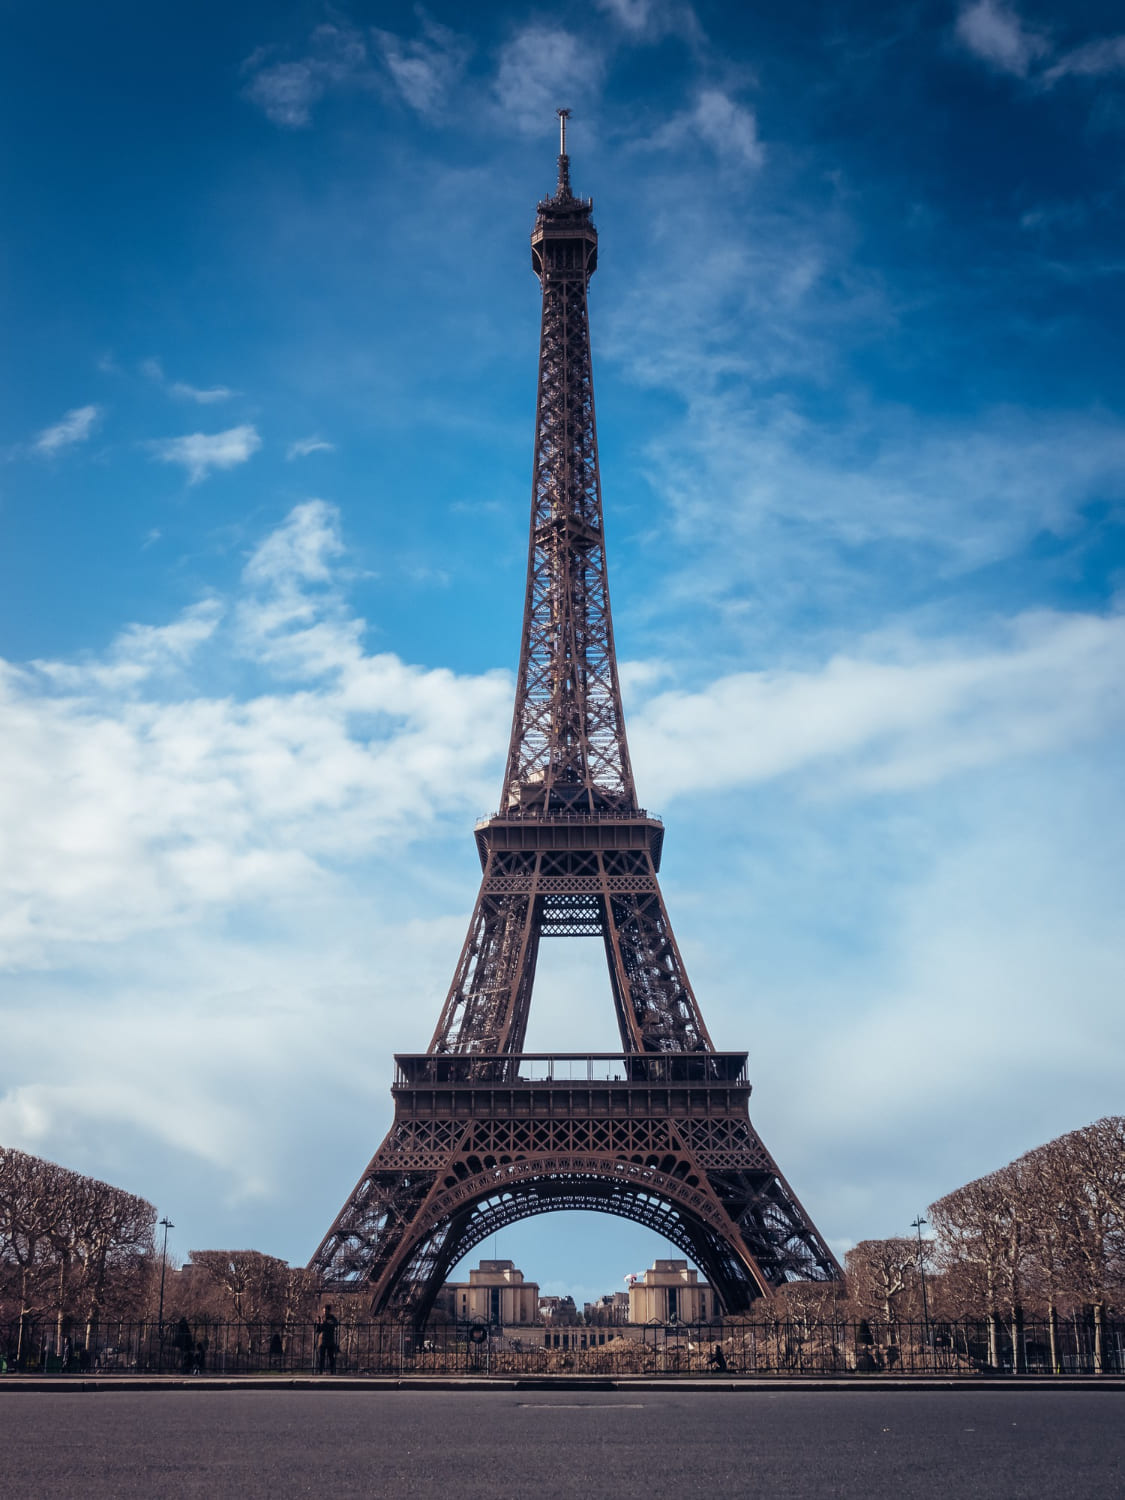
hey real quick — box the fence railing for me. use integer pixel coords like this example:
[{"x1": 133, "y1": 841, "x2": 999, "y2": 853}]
[{"x1": 3, "y1": 1316, "x2": 1123, "y2": 1377}]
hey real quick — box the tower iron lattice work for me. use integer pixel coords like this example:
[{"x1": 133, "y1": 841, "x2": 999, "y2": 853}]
[{"x1": 309, "y1": 113, "x2": 841, "y2": 1321}]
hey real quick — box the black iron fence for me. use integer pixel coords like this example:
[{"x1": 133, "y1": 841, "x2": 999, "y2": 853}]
[{"x1": 3, "y1": 1314, "x2": 1123, "y2": 1377}]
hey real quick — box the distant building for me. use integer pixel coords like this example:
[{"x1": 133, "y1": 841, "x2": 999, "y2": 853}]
[
  {"x1": 538, "y1": 1293, "x2": 579, "y2": 1325},
  {"x1": 440, "y1": 1260, "x2": 539, "y2": 1326},
  {"x1": 628, "y1": 1259, "x2": 714, "y2": 1324},
  {"x1": 584, "y1": 1292, "x2": 630, "y2": 1325}
]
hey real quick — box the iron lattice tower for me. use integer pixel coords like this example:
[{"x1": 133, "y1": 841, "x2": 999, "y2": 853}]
[{"x1": 310, "y1": 115, "x2": 841, "y2": 1320}]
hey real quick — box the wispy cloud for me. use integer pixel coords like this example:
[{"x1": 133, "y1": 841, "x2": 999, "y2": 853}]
[
  {"x1": 0, "y1": 502, "x2": 510, "y2": 969},
  {"x1": 592, "y1": 0, "x2": 700, "y2": 42},
  {"x1": 493, "y1": 27, "x2": 603, "y2": 135},
  {"x1": 242, "y1": 499, "x2": 342, "y2": 590},
  {"x1": 142, "y1": 355, "x2": 237, "y2": 403},
  {"x1": 33, "y1": 405, "x2": 101, "y2": 456},
  {"x1": 650, "y1": 89, "x2": 765, "y2": 169},
  {"x1": 629, "y1": 610, "x2": 1125, "y2": 803},
  {"x1": 242, "y1": 24, "x2": 375, "y2": 128},
  {"x1": 955, "y1": 1, "x2": 1125, "y2": 88},
  {"x1": 595, "y1": 0, "x2": 657, "y2": 32},
  {"x1": 171, "y1": 382, "x2": 237, "y2": 404},
  {"x1": 598, "y1": 160, "x2": 1125, "y2": 604},
  {"x1": 374, "y1": 14, "x2": 470, "y2": 115},
  {"x1": 150, "y1": 424, "x2": 261, "y2": 484},
  {"x1": 0, "y1": 504, "x2": 511, "y2": 1208},
  {"x1": 286, "y1": 436, "x2": 335, "y2": 460},
  {"x1": 954, "y1": 0, "x2": 1050, "y2": 77},
  {"x1": 642, "y1": 400, "x2": 1125, "y2": 606},
  {"x1": 1043, "y1": 33, "x2": 1125, "y2": 84}
]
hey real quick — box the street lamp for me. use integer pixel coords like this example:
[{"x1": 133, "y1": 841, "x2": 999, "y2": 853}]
[
  {"x1": 158, "y1": 1217, "x2": 174, "y2": 1330},
  {"x1": 911, "y1": 1215, "x2": 931, "y2": 1366}
]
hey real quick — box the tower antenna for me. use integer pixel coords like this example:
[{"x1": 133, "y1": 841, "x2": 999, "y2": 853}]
[{"x1": 556, "y1": 107, "x2": 572, "y2": 197}]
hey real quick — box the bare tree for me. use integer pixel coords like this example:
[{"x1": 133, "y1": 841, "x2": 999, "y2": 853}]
[
  {"x1": 186, "y1": 1250, "x2": 290, "y2": 1327},
  {"x1": 930, "y1": 1166, "x2": 1028, "y2": 1369},
  {"x1": 845, "y1": 1239, "x2": 919, "y2": 1324},
  {"x1": 0, "y1": 1148, "x2": 69, "y2": 1323}
]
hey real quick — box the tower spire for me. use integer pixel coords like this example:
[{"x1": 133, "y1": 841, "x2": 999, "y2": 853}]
[{"x1": 556, "y1": 106, "x2": 572, "y2": 198}]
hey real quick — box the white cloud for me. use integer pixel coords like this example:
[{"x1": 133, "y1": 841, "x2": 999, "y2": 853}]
[
  {"x1": 493, "y1": 27, "x2": 601, "y2": 136},
  {"x1": 1044, "y1": 33, "x2": 1125, "y2": 84},
  {"x1": 245, "y1": 60, "x2": 324, "y2": 128},
  {"x1": 242, "y1": 24, "x2": 375, "y2": 129},
  {"x1": 242, "y1": 499, "x2": 343, "y2": 589},
  {"x1": 32, "y1": 599, "x2": 224, "y2": 693},
  {"x1": 595, "y1": 0, "x2": 654, "y2": 31},
  {"x1": 688, "y1": 89, "x2": 764, "y2": 169},
  {"x1": 142, "y1": 355, "x2": 236, "y2": 403},
  {"x1": 716, "y1": 762, "x2": 1125, "y2": 1249},
  {"x1": 628, "y1": 610, "x2": 1125, "y2": 803},
  {"x1": 0, "y1": 502, "x2": 510, "y2": 972},
  {"x1": 286, "y1": 436, "x2": 335, "y2": 460},
  {"x1": 640, "y1": 401, "x2": 1125, "y2": 605},
  {"x1": 593, "y1": 0, "x2": 699, "y2": 41},
  {"x1": 955, "y1": 0, "x2": 1050, "y2": 77},
  {"x1": 374, "y1": 16, "x2": 470, "y2": 115},
  {"x1": 170, "y1": 382, "x2": 237, "y2": 404},
  {"x1": 33, "y1": 404, "x2": 101, "y2": 456},
  {"x1": 150, "y1": 424, "x2": 261, "y2": 483}
]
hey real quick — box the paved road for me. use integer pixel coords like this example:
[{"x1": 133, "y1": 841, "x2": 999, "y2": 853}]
[{"x1": 2, "y1": 1389, "x2": 1122, "y2": 1498}]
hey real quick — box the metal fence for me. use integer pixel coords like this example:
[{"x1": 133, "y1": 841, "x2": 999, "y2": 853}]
[{"x1": 3, "y1": 1315, "x2": 1123, "y2": 1377}]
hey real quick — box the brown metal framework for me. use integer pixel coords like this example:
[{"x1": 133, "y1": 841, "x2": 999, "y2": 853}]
[{"x1": 310, "y1": 114, "x2": 841, "y2": 1322}]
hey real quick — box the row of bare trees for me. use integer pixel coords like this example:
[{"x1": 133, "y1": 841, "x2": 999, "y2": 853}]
[
  {"x1": 832, "y1": 1116, "x2": 1124, "y2": 1371},
  {"x1": 0, "y1": 1146, "x2": 156, "y2": 1332},
  {"x1": 929, "y1": 1115, "x2": 1124, "y2": 1370},
  {"x1": 174, "y1": 1251, "x2": 323, "y2": 1328},
  {"x1": 0, "y1": 1149, "x2": 332, "y2": 1335}
]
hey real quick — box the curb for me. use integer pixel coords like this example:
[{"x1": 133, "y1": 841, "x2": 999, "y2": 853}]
[{"x1": 3, "y1": 1374, "x2": 1124, "y2": 1394}]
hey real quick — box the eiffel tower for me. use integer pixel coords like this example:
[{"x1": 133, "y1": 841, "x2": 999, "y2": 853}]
[{"x1": 310, "y1": 113, "x2": 841, "y2": 1320}]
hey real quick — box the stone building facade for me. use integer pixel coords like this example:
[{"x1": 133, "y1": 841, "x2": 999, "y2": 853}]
[
  {"x1": 441, "y1": 1259, "x2": 539, "y2": 1325},
  {"x1": 627, "y1": 1259, "x2": 714, "y2": 1323}
]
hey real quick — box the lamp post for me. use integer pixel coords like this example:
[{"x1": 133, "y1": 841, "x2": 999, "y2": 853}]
[
  {"x1": 157, "y1": 1217, "x2": 174, "y2": 1330},
  {"x1": 911, "y1": 1215, "x2": 930, "y2": 1367}
]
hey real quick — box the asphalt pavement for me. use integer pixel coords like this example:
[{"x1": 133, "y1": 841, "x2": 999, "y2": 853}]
[{"x1": 2, "y1": 1388, "x2": 1122, "y2": 1498}]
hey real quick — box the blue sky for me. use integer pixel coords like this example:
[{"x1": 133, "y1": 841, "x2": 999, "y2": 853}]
[{"x1": 2, "y1": 0, "x2": 1124, "y2": 1304}]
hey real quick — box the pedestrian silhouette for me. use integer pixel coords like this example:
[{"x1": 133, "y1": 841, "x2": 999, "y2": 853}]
[
  {"x1": 174, "y1": 1317, "x2": 193, "y2": 1374},
  {"x1": 315, "y1": 1305, "x2": 339, "y2": 1374}
]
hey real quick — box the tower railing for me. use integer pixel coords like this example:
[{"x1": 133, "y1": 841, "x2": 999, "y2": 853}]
[
  {"x1": 476, "y1": 808, "x2": 661, "y2": 827},
  {"x1": 393, "y1": 1053, "x2": 749, "y2": 1087}
]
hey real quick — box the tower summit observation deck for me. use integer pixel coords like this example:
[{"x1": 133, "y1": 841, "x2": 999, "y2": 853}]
[{"x1": 309, "y1": 114, "x2": 841, "y2": 1324}]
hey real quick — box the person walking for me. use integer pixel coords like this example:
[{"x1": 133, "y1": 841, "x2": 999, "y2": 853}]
[
  {"x1": 174, "y1": 1317, "x2": 193, "y2": 1375},
  {"x1": 315, "y1": 1305, "x2": 339, "y2": 1375}
]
